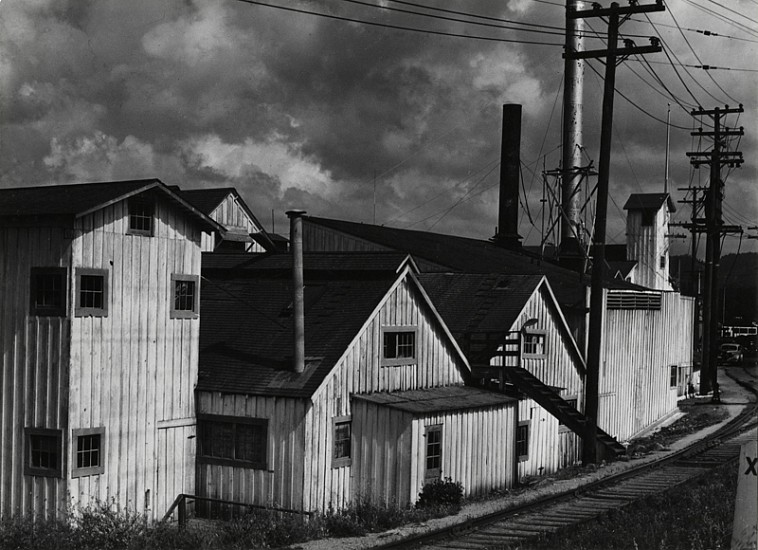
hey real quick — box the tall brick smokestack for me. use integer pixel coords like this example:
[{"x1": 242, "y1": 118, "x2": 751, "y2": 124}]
[{"x1": 494, "y1": 104, "x2": 523, "y2": 249}]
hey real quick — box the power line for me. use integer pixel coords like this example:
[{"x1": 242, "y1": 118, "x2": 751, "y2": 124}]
[
  {"x1": 339, "y1": 0, "x2": 569, "y2": 37},
  {"x1": 385, "y1": 0, "x2": 565, "y2": 31},
  {"x1": 702, "y1": 0, "x2": 758, "y2": 27},
  {"x1": 664, "y1": 6, "x2": 740, "y2": 105},
  {"x1": 234, "y1": 0, "x2": 564, "y2": 45},
  {"x1": 628, "y1": 18, "x2": 758, "y2": 43},
  {"x1": 682, "y1": 0, "x2": 758, "y2": 38}
]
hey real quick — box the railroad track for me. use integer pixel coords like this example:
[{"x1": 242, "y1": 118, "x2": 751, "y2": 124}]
[{"x1": 376, "y1": 388, "x2": 757, "y2": 550}]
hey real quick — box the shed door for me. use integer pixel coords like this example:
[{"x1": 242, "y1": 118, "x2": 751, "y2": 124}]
[{"x1": 155, "y1": 424, "x2": 196, "y2": 521}]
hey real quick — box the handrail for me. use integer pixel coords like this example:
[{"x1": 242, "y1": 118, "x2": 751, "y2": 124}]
[{"x1": 162, "y1": 494, "x2": 312, "y2": 527}]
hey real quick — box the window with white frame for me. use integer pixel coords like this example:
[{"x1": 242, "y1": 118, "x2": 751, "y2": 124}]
[
  {"x1": 332, "y1": 416, "x2": 352, "y2": 468},
  {"x1": 72, "y1": 428, "x2": 105, "y2": 477},
  {"x1": 170, "y1": 274, "x2": 200, "y2": 319},
  {"x1": 75, "y1": 268, "x2": 108, "y2": 317},
  {"x1": 381, "y1": 327, "x2": 417, "y2": 366},
  {"x1": 25, "y1": 428, "x2": 62, "y2": 478},
  {"x1": 522, "y1": 332, "x2": 546, "y2": 357}
]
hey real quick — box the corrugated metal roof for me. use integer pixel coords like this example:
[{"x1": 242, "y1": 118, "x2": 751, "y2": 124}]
[
  {"x1": 197, "y1": 254, "x2": 407, "y2": 397},
  {"x1": 353, "y1": 385, "x2": 516, "y2": 414},
  {"x1": 623, "y1": 193, "x2": 676, "y2": 213}
]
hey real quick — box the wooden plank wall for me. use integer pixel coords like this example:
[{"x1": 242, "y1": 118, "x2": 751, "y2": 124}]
[
  {"x1": 625, "y1": 207, "x2": 670, "y2": 290},
  {"x1": 351, "y1": 400, "x2": 517, "y2": 507},
  {"x1": 517, "y1": 399, "x2": 559, "y2": 481},
  {"x1": 410, "y1": 406, "x2": 516, "y2": 503},
  {"x1": 304, "y1": 276, "x2": 469, "y2": 512},
  {"x1": 599, "y1": 292, "x2": 694, "y2": 442},
  {"x1": 195, "y1": 393, "x2": 307, "y2": 511},
  {"x1": 0, "y1": 226, "x2": 71, "y2": 519},
  {"x1": 67, "y1": 197, "x2": 202, "y2": 520},
  {"x1": 204, "y1": 194, "x2": 267, "y2": 253},
  {"x1": 350, "y1": 400, "x2": 414, "y2": 507},
  {"x1": 505, "y1": 285, "x2": 584, "y2": 475}
]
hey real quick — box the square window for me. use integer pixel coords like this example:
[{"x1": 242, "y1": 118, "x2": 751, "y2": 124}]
[
  {"x1": 332, "y1": 416, "x2": 352, "y2": 468},
  {"x1": 30, "y1": 268, "x2": 67, "y2": 317},
  {"x1": 170, "y1": 275, "x2": 199, "y2": 319},
  {"x1": 75, "y1": 269, "x2": 108, "y2": 317},
  {"x1": 381, "y1": 328, "x2": 417, "y2": 366},
  {"x1": 72, "y1": 428, "x2": 105, "y2": 478},
  {"x1": 25, "y1": 428, "x2": 62, "y2": 478},
  {"x1": 641, "y1": 210, "x2": 655, "y2": 227},
  {"x1": 425, "y1": 424, "x2": 442, "y2": 479},
  {"x1": 128, "y1": 197, "x2": 154, "y2": 236},
  {"x1": 198, "y1": 415, "x2": 267, "y2": 469},
  {"x1": 523, "y1": 333, "x2": 546, "y2": 357},
  {"x1": 517, "y1": 421, "x2": 530, "y2": 462}
]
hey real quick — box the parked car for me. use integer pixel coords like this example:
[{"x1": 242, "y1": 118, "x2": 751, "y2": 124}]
[{"x1": 719, "y1": 342, "x2": 743, "y2": 365}]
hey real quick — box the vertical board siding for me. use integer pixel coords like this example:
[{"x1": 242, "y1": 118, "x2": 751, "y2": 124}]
[
  {"x1": 195, "y1": 392, "x2": 306, "y2": 511},
  {"x1": 351, "y1": 399, "x2": 516, "y2": 507},
  {"x1": 64, "y1": 197, "x2": 202, "y2": 520},
  {"x1": 505, "y1": 285, "x2": 584, "y2": 472},
  {"x1": 599, "y1": 291, "x2": 694, "y2": 441},
  {"x1": 303, "y1": 277, "x2": 469, "y2": 512},
  {"x1": 0, "y1": 226, "x2": 71, "y2": 519},
  {"x1": 200, "y1": 194, "x2": 267, "y2": 253}
]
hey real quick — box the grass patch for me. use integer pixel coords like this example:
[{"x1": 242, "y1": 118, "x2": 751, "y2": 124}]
[
  {"x1": 0, "y1": 497, "x2": 460, "y2": 549},
  {"x1": 501, "y1": 460, "x2": 739, "y2": 550},
  {"x1": 626, "y1": 403, "x2": 730, "y2": 457}
]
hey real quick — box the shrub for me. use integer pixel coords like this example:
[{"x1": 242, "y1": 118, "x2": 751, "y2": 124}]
[{"x1": 416, "y1": 477, "x2": 463, "y2": 511}]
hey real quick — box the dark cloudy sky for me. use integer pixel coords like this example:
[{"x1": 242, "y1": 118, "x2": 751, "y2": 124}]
[{"x1": 1, "y1": 0, "x2": 756, "y2": 255}]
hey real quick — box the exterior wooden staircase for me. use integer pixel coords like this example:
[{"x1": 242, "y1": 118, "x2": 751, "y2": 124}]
[
  {"x1": 502, "y1": 366, "x2": 626, "y2": 459},
  {"x1": 464, "y1": 331, "x2": 626, "y2": 460}
]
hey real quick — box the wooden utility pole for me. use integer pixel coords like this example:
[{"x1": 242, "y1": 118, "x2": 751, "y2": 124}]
[
  {"x1": 686, "y1": 106, "x2": 744, "y2": 399},
  {"x1": 565, "y1": 1, "x2": 663, "y2": 465}
]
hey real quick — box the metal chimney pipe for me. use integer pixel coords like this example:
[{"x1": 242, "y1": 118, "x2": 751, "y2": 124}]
[
  {"x1": 496, "y1": 104, "x2": 523, "y2": 249},
  {"x1": 286, "y1": 210, "x2": 306, "y2": 374}
]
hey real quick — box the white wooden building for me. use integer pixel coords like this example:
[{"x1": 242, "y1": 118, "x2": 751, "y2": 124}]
[
  {"x1": 177, "y1": 187, "x2": 274, "y2": 253},
  {"x1": 298, "y1": 216, "x2": 694, "y2": 450},
  {"x1": 196, "y1": 250, "x2": 519, "y2": 512},
  {"x1": 0, "y1": 179, "x2": 220, "y2": 520},
  {"x1": 622, "y1": 193, "x2": 676, "y2": 291}
]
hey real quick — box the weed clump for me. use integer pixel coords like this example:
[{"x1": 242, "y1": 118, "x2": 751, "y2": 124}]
[{"x1": 416, "y1": 477, "x2": 464, "y2": 512}]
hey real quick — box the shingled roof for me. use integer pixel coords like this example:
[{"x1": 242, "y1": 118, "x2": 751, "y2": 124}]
[
  {"x1": 197, "y1": 253, "x2": 420, "y2": 397},
  {"x1": 0, "y1": 179, "x2": 221, "y2": 232}
]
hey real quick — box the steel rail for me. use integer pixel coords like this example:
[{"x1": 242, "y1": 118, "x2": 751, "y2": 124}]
[{"x1": 374, "y1": 380, "x2": 756, "y2": 549}]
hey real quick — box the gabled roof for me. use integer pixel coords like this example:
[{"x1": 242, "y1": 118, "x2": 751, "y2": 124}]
[
  {"x1": 418, "y1": 273, "x2": 544, "y2": 334},
  {"x1": 197, "y1": 252, "x2": 459, "y2": 398},
  {"x1": 176, "y1": 187, "x2": 276, "y2": 251},
  {"x1": 608, "y1": 260, "x2": 637, "y2": 279},
  {"x1": 304, "y1": 217, "x2": 640, "y2": 309},
  {"x1": 418, "y1": 273, "x2": 586, "y2": 373},
  {"x1": 623, "y1": 193, "x2": 676, "y2": 213},
  {"x1": 0, "y1": 179, "x2": 222, "y2": 232}
]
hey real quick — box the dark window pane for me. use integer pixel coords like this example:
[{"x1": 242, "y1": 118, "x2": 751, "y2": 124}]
[
  {"x1": 80, "y1": 275, "x2": 104, "y2": 309},
  {"x1": 174, "y1": 280, "x2": 196, "y2": 311},
  {"x1": 334, "y1": 422, "x2": 351, "y2": 459}
]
